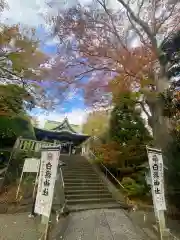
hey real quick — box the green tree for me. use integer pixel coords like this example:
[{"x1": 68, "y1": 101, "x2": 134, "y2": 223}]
[
  {"x1": 0, "y1": 84, "x2": 35, "y2": 116},
  {"x1": 82, "y1": 110, "x2": 110, "y2": 137},
  {"x1": 0, "y1": 84, "x2": 36, "y2": 145},
  {"x1": 0, "y1": 25, "x2": 48, "y2": 82},
  {"x1": 109, "y1": 92, "x2": 152, "y2": 167},
  {"x1": 0, "y1": 25, "x2": 53, "y2": 109}
]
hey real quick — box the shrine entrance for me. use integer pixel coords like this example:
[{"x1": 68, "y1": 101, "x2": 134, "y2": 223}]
[
  {"x1": 61, "y1": 145, "x2": 69, "y2": 154},
  {"x1": 60, "y1": 142, "x2": 73, "y2": 155}
]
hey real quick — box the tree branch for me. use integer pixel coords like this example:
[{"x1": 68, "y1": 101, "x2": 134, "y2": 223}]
[
  {"x1": 116, "y1": 0, "x2": 157, "y2": 48},
  {"x1": 137, "y1": 100, "x2": 151, "y2": 119},
  {"x1": 155, "y1": 1, "x2": 178, "y2": 34}
]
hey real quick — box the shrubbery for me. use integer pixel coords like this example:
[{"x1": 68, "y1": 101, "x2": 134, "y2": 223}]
[
  {"x1": 0, "y1": 115, "x2": 36, "y2": 148},
  {"x1": 4, "y1": 150, "x2": 40, "y2": 186}
]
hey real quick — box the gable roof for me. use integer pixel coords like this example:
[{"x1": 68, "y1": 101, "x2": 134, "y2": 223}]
[
  {"x1": 52, "y1": 117, "x2": 77, "y2": 133},
  {"x1": 44, "y1": 118, "x2": 81, "y2": 133}
]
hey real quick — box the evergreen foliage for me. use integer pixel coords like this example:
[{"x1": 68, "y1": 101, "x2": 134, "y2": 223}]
[
  {"x1": 0, "y1": 84, "x2": 36, "y2": 147},
  {"x1": 109, "y1": 92, "x2": 152, "y2": 167}
]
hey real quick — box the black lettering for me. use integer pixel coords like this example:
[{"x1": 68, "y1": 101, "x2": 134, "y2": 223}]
[
  {"x1": 153, "y1": 164, "x2": 158, "y2": 171},
  {"x1": 153, "y1": 171, "x2": 159, "y2": 178},
  {"x1": 154, "y1": 180, "x2": 160, "y2": 186},
  {"x1": 44, "y1": 179, "x2": 50, "y2": 186},
  {"x1": 42, "y1": 188, "x2": 49, "y2": 196},
  {"x1": 46, "y1": 162, "x2": 52, "y2": 170},
  {"x1": 45, "y1": 170, "x2": 51, "y2": 179},
  {"x1": 154, "y1": 188, "x2": 161, "y2": 194}
]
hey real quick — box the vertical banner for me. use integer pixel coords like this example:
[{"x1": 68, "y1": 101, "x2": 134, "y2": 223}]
[
  {"x1": 146, "y1": 146, "x2": 166, "y2": 211},
  {"x1": 35, "y1": 147, "x2": 60, "y2": 217}
]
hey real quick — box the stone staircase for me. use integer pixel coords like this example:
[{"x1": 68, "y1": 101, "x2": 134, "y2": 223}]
[{"x1": 61, "y1": 155, "x2": 122, "y2": 211}]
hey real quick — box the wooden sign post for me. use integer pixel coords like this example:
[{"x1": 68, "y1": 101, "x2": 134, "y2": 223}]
[
  {"x1": 146, "y1": 146, "x2": 167, "y2": 240},
  {"x1": 34, "y1": 146, "x2": 60, "y2": 240}
]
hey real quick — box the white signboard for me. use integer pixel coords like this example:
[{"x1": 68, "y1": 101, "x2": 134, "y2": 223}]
[
  {"x1": 35, "y1": 148, "x2": 60, "y2": 217},
  {"x1": 23, "y1": 158, "x2": 40, "y2": 173},
  {"x1": 147, "y1": 147, "x2": 166, "y2": 211}
]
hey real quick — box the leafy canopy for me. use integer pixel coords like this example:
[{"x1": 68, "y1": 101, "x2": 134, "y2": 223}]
[{"x1": 0, "y1": 84, "x2": 35, "y2": 116}]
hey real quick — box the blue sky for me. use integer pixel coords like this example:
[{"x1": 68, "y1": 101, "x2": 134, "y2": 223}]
[{"x1": 0, "y1": 0, "x2": 91, "y2": 127}]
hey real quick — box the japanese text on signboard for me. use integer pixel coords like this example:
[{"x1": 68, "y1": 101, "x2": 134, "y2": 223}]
[
  {"x1": 35, "y1": 149, "x2": 60, "y2": 217},
  {"x1": 147, "y1": 147, "x2": 166, "y2": 211},
  {"x1": 42, "y1": 152, "x2": 53, "y2": 197},
  {"x1": 152, "y1": 154, "x2": 161, "y2": 195}
]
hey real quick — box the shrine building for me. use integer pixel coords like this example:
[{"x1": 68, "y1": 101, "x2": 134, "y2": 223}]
[{"x1": 34, "y1": 117, "x2": 89, "y2": 154}]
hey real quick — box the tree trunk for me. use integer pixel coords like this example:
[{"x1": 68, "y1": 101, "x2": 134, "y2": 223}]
[{"x1": 151, "y1": 66, "x2": 173, "y2": 155}]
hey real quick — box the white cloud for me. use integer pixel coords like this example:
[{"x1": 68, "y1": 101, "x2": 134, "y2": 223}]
[
  {"x1": 37, "y1": 108, "x2": 91, "y2": 128},
  {"x1": 45, "y1": 36, "x2": 59, "y2": 46},
  {"x1": 1, "y1": 0, "x2": 52, "y2": 27},
  {"x1": 0, "y1": 0, "x2": 124, "y2": 33},
  {"x1": 0, "y1": 0, "x2": 95, "y2": 28}
]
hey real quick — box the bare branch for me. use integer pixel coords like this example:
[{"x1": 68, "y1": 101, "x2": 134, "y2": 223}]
[
  {"x1": 137, "y1": 0, "x2": 145, "y2": 16},
  {"x1": 116, "y1": 0, "x2": 158, "y2": 48},
  {"x1": 155, "y1": 1, "x2": 178, "y2": 33},
  {"x1": 127, "y1": 12, "x2": 147, "y2": 45}
]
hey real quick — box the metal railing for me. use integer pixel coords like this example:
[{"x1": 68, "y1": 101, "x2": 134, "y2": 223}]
[
  {"x1": 86, "y1": 150, "x2": 125, "y2": 190},
  {"x1": 58, "y1": 166, "x2": 66, "y2": 213}
]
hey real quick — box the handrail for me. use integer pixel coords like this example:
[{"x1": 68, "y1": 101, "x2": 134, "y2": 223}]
[
  {"x1": 87, "y1": 150, "x2": 125, "y2": 189},
  {"x1": 59, "y1": 168, "x2": 64, "y2": 189},
  {"x1": 59, "y1": 166, "x2": 66, "y2": 213},
  {"x1": 100, "y1": 163, "x2": 125, "y2": 189}
]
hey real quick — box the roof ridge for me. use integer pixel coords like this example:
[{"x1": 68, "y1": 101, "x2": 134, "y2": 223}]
[{"x1": 52, "y1": 117, "x2": 77, "y2": 133}]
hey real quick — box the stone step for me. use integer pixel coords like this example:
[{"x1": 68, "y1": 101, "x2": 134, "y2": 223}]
[
  {"x1": 64, "y1": 178, "x2": 102, "y2": 183},
  {"x1": 63, "y1": 171, "x2": 95, "y2": 175},
  {"x1": 63, "y1": 167, "x2": 94, "y2": 171},
  {"x1": 67, "y1": 202, "x2": 125, "y2": 212},
  {"x1": 64, "y1": 177, "x2": 102, "y2": 184},
  {"x1": 66, "y1": 197, "x2": 115, "y2": 205},
  {"x1": 63, "y1": 168, "x2": 93, "y2": 172},
  {"x1": 64, "y1": 171, "x2": 94, "y2": 174},
  {"x1": 63, "y1": 173, "x2": 98, "y2": 178},
  {"x1": 63, "y1": 167, "x2": 94, "y2": 170},
  {"x1": 65, "y1": 184, "x2": 107, "y2": 191},
  {"x1": 65, "y1": 189, "x2": 110, "y2": 195},
  {"x1": 64, "y1": 182, "x2": 104, "y2": 187},
  {"x1": 66, "y1": 193, "x2": 112, "y2": 200}
]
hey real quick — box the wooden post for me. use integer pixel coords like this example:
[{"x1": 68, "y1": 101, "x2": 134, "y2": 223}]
[
  {"x1": 157, "y1": 210, "x2": 167, "y2": 240},
  {"x1": 41, "y1": 215, "x2": 50, "y2": 240},
  {"x1": 32, "y1": 171, "x2": 39, "y2": 199},
  {"x1": 16, "y1": 171, "x2": 24, "y2": 200}
]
